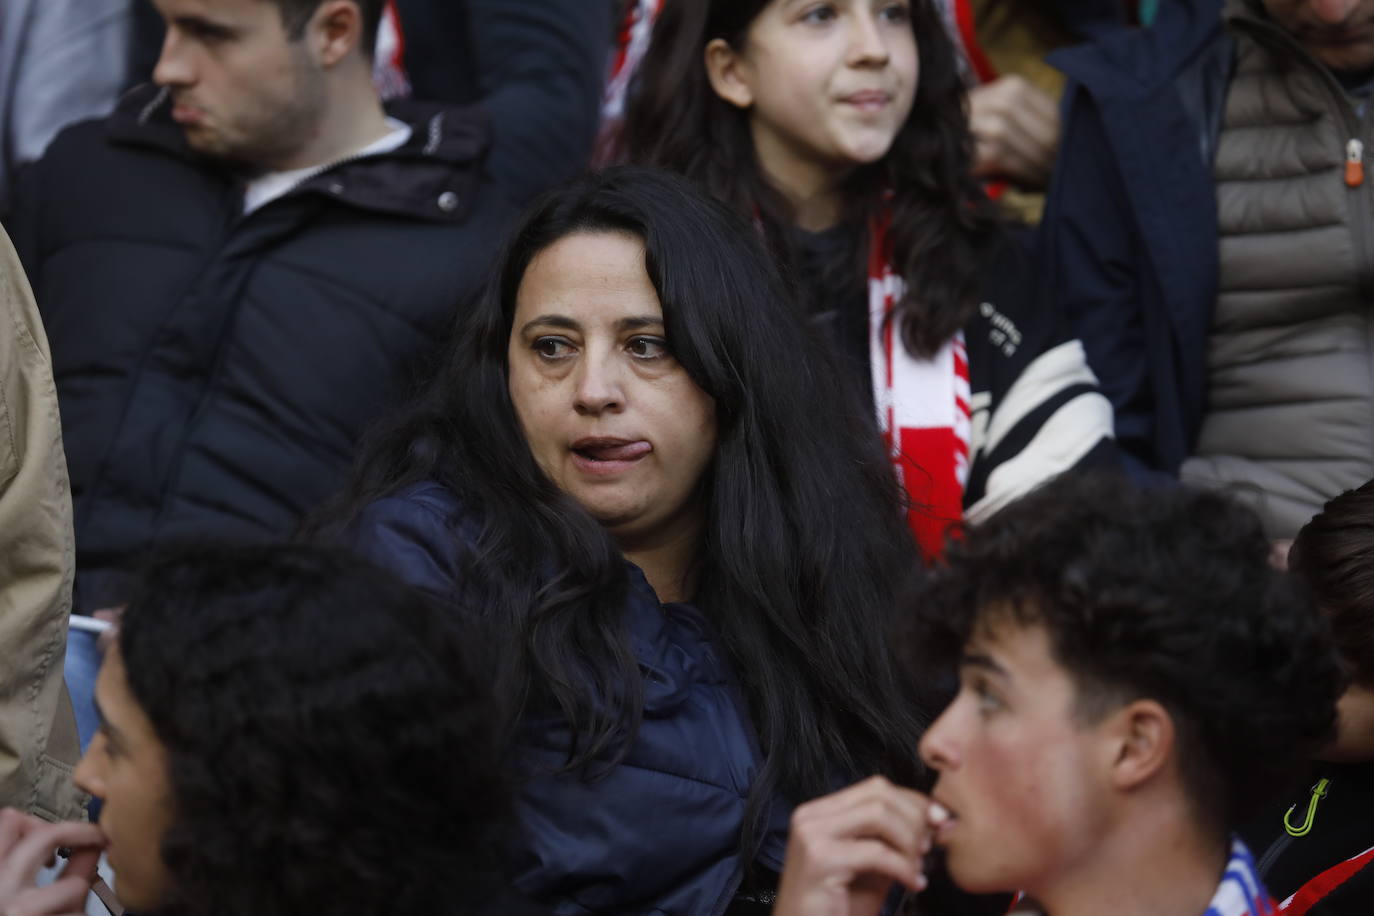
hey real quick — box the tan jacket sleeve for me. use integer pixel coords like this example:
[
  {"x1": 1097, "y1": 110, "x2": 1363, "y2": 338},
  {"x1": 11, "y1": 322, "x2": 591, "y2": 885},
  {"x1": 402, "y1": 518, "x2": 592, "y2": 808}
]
[{"x1": 0, "y1": 225, "x2": 85, "y2": 821}]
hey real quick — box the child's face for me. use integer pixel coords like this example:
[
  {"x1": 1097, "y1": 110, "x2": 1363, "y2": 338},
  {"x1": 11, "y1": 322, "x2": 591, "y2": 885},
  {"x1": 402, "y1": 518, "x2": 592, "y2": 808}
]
[
  {"x1": 715, "y1": 0, "x2": 918, "y2": 197},
  {"x1": 73, "y1": 644, "x2": 176, "y2": 912}
]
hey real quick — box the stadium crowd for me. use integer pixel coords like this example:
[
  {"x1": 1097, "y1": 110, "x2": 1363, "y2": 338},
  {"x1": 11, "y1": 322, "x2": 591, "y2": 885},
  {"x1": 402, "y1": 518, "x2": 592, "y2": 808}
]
[{"x1": 0, "y1": 1, "x2": 1371, "y2": 915}]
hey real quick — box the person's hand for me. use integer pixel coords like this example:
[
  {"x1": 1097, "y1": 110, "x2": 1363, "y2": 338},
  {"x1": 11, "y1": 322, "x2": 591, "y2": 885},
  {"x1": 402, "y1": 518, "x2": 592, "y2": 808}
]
[
  {"x1": 773, "y1": 776, "x2": 946, "y2": 916},
  {"x1": 92, "y1": 607, "x2": 124, "y2": 656},
  {"x1": 968, "y1": 75, "x2": 1061, "y2": 189},
  {"x1": 0, "y1": 808, "x2": 106, "y2": 916}
]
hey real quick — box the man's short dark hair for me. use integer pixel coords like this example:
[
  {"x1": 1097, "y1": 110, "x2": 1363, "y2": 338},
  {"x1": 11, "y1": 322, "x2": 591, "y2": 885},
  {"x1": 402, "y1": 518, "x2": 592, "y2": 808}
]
[
  {"x1": 1290, "y1": 478, "x2": 1374, "y2": 686},
  {"x1": 118, "y1": 542, "x2": 523, "y2": 916},
  {"x1": 270, "y1": 0, "x2": 386, "y2": 58},
  {"x1": 907, "y1": 473, "x2": 1342, "y2": 834}
]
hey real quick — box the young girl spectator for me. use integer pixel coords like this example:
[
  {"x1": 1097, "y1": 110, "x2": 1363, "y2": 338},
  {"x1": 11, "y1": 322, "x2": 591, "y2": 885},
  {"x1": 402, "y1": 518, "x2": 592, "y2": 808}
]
[
  {"x1": 325, "y1": 168, "x2": 944, "y2": 915},
  {"x1": 621, "y1": 0, "x2": 1115, "y2": 557}
]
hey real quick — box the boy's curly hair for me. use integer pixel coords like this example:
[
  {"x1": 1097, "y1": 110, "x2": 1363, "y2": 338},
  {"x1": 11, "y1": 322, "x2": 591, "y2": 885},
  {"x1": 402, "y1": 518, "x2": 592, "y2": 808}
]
[
  {"x1": 118, "y1": 542, "x2": 523, "y2": 916},
  {"x1": 906, "y1": 473, "x2": 1342, "y2": 834}
]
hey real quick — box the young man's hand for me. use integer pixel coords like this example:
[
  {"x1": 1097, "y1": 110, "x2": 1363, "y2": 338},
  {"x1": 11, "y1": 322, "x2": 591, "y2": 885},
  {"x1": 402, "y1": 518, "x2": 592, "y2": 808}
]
[
  {"x1": 773, "y1": 776, "x2": 948, "y2": 916},
  {"x1": 0, "y1": 808, "x2": 105, "y2": 916}
]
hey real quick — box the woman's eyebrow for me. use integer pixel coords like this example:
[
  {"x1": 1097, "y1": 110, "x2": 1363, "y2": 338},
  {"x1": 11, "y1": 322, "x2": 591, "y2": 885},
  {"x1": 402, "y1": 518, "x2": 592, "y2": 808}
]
[
  {"x1": 616, "y1": 316, "x2": 664, "y2": 332},
  {"x1": 519, "y1": 314, "x2": 580, "y2": 334}
]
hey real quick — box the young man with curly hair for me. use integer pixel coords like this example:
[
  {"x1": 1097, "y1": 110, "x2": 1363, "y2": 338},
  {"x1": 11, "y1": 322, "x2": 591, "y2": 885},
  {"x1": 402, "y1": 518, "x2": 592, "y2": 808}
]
[
  {"x1": 0, "y1": 543, "x2": 536, "y2": 916},
  {"x1": 773, "y1": 474, "x2": 1344, "y2": 916}
]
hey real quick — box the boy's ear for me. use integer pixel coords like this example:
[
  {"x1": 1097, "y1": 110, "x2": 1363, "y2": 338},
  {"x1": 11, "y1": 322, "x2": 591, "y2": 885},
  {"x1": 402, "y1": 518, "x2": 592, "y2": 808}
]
[
  {"x1": 705, "y1": 39, "x2": 754, "y2": 109},
  {"x1": 1106, "y1": 699, "x2": 1175, "y2": 792}
]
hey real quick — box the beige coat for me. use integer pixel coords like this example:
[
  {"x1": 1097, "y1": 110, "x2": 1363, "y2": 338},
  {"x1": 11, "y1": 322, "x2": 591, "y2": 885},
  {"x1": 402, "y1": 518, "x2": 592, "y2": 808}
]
[{"x1": 0, "y1": 226, "x2": 84, "y2": 820}]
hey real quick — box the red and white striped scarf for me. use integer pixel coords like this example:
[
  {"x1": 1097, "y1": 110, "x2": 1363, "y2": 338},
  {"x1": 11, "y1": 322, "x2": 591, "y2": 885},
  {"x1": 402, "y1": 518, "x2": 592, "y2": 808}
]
[
  {"x1": 595, "y1": 0, "x2": 665, "y2": 166},
  {"x1": 868, "y1": 211, "x2": 971, "y2": 560},
  {"x1": 372, "y1": 1, "x2": 411, "y2": 101}
]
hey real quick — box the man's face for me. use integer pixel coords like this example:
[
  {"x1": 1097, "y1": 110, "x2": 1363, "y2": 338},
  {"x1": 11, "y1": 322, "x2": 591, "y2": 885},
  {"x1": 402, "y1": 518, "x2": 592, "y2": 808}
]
[
  {"x1": 73, "y1": 645, "x2": 177, "y2": 912},
  {"x1": 917, "y1": 620, "x2": 1114, "y2": 898},
  {"x1": 150, "y1": 0, "x2": 328, "y2": 171},
  {"x1": 1263, "y1": 0, "x2": 1374, "y2": 74}
]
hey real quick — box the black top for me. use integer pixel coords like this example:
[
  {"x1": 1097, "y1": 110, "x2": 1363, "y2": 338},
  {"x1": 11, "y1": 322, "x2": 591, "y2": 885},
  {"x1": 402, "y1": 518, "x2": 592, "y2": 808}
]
[{"x1": 1243, "y1": 761, "x2": 1374, "y2": 915}]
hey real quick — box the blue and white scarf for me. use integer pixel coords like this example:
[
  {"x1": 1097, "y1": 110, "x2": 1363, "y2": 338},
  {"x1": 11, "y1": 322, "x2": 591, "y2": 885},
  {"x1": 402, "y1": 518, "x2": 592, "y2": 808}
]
[{"x1": 1206, "y1": 839, "x2": 1277, "y2": 916}]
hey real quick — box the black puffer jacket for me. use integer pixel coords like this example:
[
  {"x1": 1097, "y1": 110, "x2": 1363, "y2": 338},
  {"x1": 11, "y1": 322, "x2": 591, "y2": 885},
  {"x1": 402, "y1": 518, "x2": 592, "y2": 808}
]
[{"x1": 11, "y1": 85, "x2": 519, "y2": 610}]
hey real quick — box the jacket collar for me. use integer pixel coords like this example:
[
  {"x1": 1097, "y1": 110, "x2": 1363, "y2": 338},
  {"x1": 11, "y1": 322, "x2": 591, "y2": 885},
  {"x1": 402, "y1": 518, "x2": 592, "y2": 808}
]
[{"x1": 105, "y1": 83, "x2": 490, "y2": 223}]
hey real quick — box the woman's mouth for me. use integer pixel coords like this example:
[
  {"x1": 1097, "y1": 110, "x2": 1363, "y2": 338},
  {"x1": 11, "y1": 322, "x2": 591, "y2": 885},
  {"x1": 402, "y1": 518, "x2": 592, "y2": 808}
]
[
  {"x1": 570, "y1": 438, "x2": 652, "y2": 475},
  {"x1": 841, "y1": 90, "x2": 892, "y2": 112}
]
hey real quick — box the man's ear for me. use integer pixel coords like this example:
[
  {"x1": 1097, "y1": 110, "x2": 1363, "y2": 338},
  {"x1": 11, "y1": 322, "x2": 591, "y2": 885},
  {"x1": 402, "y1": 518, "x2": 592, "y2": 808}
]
[
  {"x1": 1106, "y1": 699, "x2": 1175, "y2": 792},
  {"x1": 311, "y1": 0, "x2": 363, "y2": 68},
  {"x1": 704, "y1": 38, "x2": 754, "y2": 110}
]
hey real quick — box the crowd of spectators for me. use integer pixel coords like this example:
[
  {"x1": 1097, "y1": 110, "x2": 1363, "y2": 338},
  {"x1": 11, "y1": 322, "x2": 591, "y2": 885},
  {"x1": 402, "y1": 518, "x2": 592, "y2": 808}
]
[{"x1": 0, "y1": 1, "x2": 1371, "y2": 915}]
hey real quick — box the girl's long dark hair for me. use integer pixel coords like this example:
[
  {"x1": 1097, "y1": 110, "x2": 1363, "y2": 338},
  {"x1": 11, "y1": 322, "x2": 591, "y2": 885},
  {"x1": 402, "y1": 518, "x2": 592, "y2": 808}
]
[
  {"x1": 314, "y1": 167, "x2": 930, "y2": 853},
  {"x1": 620, "y1": 0, "x2": 1000, "y2": 357}
]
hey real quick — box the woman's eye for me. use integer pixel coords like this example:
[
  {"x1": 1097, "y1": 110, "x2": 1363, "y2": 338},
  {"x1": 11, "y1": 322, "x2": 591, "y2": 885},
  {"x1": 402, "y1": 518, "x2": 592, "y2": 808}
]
[
  {"x1": 800, "y1": 4, "x2": 838, "y2": 24},
  {"x1": 879, "y1": 2, "x2": 910, "y2": 24},
  {"x1": 533, "y1": 337, "x2": 574, "y2": 360},
  {"x1": 627, "y1": 336, "x2": 668, "y2": 360}
]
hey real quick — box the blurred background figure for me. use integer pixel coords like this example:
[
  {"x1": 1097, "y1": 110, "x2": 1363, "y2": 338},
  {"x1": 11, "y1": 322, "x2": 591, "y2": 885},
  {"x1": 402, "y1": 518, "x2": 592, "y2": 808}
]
[
  {"x1": 1042, "y1": 0, "x2": 1371, "y2": 539},
  {"x1": 1, "y1": 542, "x2": 537, "y2": 916},
  {"x1": 0, "y1": 226, "x2": 84, "y2": 824},
  {"x1": 1243, "y1": 481, "x2": 1374, "y2": 916},
  {"x1": 12, "y1": 0, "x2": 605, "y2": 753},
  {"x1": 935, "y1": 0, "x2": 1145, "y2": 221},
  {"x1": 0, "y1": 0, "x2": 133, "y2": 220},
  {"x1": 128, "y1": 0, "x2": 610, "y2": 209}
]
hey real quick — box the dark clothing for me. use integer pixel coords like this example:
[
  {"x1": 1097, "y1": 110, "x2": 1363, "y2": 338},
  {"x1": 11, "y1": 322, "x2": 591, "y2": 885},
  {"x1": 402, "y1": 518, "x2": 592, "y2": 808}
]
[
  {"x1": 1243, "y1": 763, "x2": 1374, "y2": 915},
  {"x1": 349, "y1": 480, "x2": 791, "y2": 916},
  {"x1": 1041, "y1": 0, "x2": 1228, "y2": 479},
  {"x1": 11, "y1": 86, "x2": 520, "y2": 610},
  {"x1": 389, "y1": 0, "x2": 610, "y2": 207}
]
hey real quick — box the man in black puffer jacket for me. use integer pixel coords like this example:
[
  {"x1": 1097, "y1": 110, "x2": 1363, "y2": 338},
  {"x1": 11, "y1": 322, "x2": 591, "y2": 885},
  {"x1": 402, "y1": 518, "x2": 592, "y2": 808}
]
[{"x1": 7, "y1": 0, "x2": 604, "y2": 628}]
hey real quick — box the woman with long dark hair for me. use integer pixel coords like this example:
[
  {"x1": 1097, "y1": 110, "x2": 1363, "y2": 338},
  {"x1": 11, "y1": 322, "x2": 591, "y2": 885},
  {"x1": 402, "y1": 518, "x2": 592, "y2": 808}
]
[
  {"x1": 320, "y1": 167, "x2": 932, "y2": 915},
  {"x1": 620, "y1": 0, "x2": 1116, "y2": 558}
]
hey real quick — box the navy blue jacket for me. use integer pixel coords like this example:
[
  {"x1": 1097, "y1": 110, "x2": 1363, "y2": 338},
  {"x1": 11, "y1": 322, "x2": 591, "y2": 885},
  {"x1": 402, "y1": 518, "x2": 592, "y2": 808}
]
[
  {"x1": 1041, "y1": 0, "x2": 1227, "y2": 478},
  {"x1": 12, "y1": 90, "x2": 517, "y2": 611},
  {"x1": 351, "y1": 481, "x2": 791, "y2": 916}
]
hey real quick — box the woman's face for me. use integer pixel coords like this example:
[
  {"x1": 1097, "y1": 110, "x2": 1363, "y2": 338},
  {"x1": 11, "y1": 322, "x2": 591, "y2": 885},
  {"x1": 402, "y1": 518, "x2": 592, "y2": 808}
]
[
  {"x1": 73, "y1": 644, "x2": 176, "y2": 912},
  {"x1": 710, "y1": 0, "x2": 919, "y2": 192},
  {"x1": 507, "y1": 230, "x2": 718, "y2": 548}
]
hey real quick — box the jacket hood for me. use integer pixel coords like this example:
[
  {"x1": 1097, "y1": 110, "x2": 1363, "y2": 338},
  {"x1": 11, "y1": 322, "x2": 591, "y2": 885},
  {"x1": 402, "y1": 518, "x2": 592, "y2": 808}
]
[{"x1": 105, "y1": 83, "x2": 491, "y2": 223}]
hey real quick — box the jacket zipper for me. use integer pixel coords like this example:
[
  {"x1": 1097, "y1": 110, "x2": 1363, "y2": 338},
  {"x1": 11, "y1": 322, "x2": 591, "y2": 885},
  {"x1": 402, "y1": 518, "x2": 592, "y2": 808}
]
[{"x1": 1231, "y1": 17, "x2": 1374, "y2": 297}]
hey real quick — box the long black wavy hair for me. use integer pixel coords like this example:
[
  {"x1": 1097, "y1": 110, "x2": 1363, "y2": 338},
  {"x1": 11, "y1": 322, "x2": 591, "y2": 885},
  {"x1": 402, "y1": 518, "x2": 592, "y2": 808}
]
[
  {"x1": 620, "y1": 0, "x2": 1000, "y2": 358},
  {"x1": 315, "y1": 166, "x2": 931, "y2": 852},
  {"x1": 118, "y1": 543, "x2": 529, "y2": 916}
]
